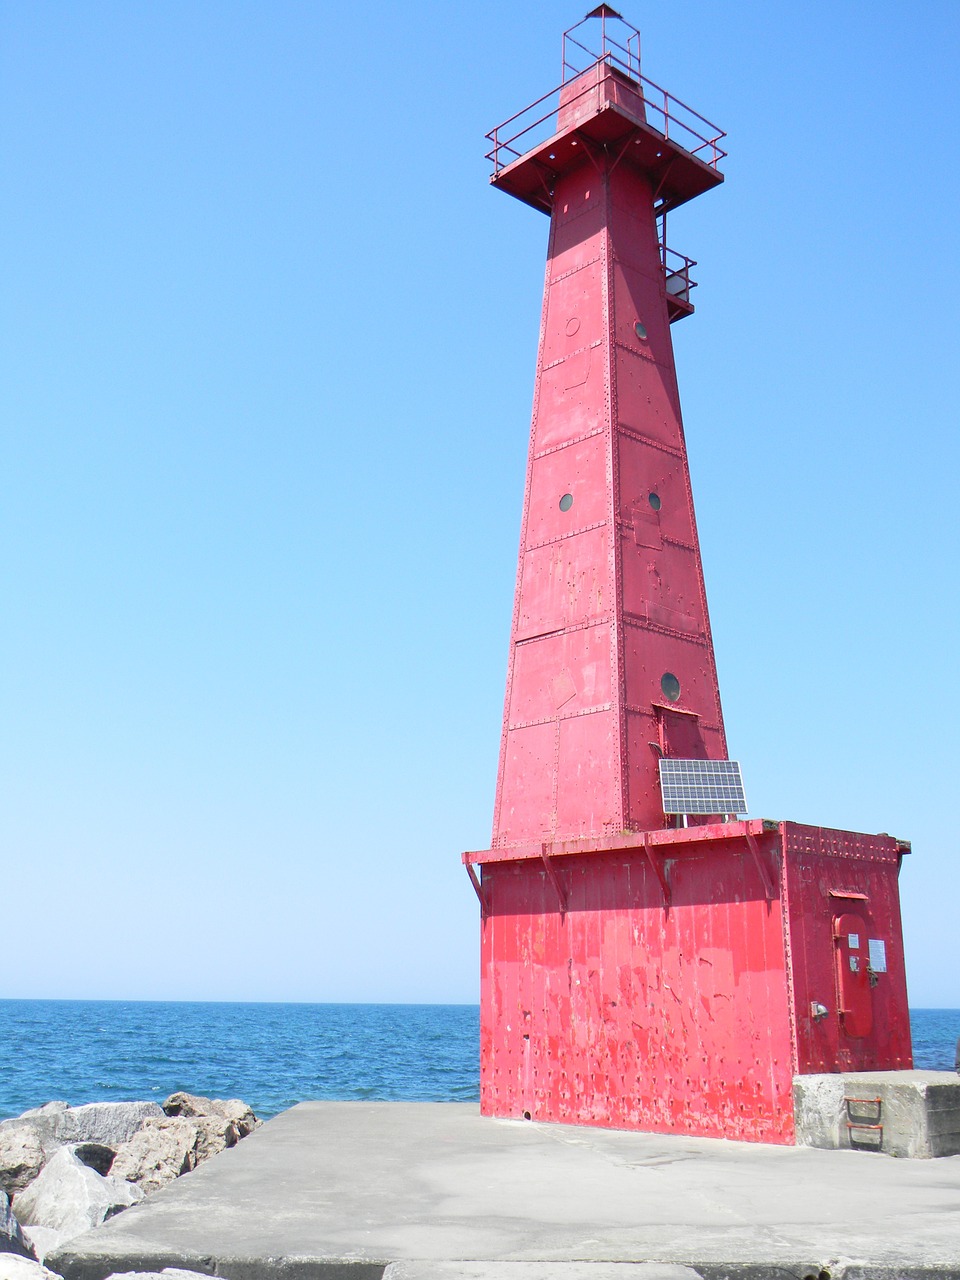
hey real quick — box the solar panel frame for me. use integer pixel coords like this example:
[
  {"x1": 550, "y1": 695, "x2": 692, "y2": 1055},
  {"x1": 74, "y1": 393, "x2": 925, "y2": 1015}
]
[{"x1": 658, "y1": 758, "x2": 748, "y2": 816}]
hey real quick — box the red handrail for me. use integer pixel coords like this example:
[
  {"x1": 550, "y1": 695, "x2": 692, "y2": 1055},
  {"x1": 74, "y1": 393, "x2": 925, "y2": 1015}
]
[{"x1": 486, "y1": 55, "x2": 727, "y2": 177}]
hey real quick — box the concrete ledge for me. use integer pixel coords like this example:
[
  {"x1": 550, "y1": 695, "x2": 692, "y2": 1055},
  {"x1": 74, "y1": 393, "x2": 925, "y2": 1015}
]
[
  {"x1": 48, "y1": 1260, "x2": 384, "y2": 1280},
  {"x1": 383, "y1": 1267, "x2": 702, "y2": 1280},
  {"x1": 49, "y1": 1103, "x2": 960, "y2": 1280},
  {"x1": 794, "y1": 1070, "x2": 960, "y2": 1157}
]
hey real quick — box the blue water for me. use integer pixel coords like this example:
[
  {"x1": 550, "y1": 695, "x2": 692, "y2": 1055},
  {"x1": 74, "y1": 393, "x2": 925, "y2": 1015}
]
[
  {"x1": 0, "y1": 1002, "x2": 955, "y2": 1123},
  {"x1": 0, "y1": 1002, "x2": 479, "y2": 1121},
  {"x1": 910, "y1": 1008, "x2": 959, "y2": 1073}
]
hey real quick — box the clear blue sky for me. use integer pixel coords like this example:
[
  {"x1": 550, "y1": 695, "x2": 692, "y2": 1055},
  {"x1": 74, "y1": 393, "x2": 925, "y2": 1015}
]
[{"x1": 2, "y1": 1, "x2": 958, "y2": 1007}]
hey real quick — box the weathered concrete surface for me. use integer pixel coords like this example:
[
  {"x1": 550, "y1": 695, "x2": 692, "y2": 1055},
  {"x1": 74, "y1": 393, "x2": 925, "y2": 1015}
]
[
  {"x1": 795, "y1": 1070, "x2": 960, "y2": 1157},
  {"x1": 51, "y1": 1102, "x2": 960, "y2": 1280},
  {"x1": 382, "y1": 1267, "x2": 702, "y2": 1280}
]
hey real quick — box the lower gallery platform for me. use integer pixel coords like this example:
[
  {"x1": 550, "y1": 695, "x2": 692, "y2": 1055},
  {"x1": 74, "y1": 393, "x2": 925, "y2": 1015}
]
[{"x1": 464, "y1": 820, "x2": 912, "y2": 1144}]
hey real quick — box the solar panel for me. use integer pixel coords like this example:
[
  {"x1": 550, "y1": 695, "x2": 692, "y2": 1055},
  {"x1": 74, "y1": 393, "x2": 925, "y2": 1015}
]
[{"x1": 659, "y1": 758, "x2": 747, "y2": 816}]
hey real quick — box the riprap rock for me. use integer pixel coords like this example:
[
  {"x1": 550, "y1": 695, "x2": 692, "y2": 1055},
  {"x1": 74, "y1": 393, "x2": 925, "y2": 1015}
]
[{"x1": 12, "y1": 1147, "x2": 142, "y2": 1254}]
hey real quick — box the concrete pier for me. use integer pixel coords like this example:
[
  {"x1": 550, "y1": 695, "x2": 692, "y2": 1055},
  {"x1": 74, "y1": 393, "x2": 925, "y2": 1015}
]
[{"x1": 50, "y1": 1102, "x2": 960, "y2": 1280}]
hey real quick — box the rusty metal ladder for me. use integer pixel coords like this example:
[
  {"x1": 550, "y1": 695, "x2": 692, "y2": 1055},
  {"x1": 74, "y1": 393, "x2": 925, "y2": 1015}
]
[{"x1": 846, "y1": 1095, "x2": 883, "y2": 1150}]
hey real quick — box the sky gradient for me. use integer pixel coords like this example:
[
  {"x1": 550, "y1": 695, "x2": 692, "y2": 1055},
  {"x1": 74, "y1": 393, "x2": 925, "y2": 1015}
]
[{"x1": 2, "y1": 1, "x2": 958, "y2": 1006}]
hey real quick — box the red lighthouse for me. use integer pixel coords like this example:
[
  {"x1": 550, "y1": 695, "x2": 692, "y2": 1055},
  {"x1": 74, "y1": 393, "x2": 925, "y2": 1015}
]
[{"x1": 464, "y1": 9, "x2": 913, "y2": 1145}]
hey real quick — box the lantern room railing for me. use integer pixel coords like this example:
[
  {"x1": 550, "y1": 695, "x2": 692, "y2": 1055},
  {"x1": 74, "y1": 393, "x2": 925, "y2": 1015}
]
[
  {"x1": 486, "y1": 8, "x2": 726, "y2": 178},
  {"x1": 562, "y1": 5, "x2": 642, "y2": 83},
  {"x1": 486, "y1": 57, "x2": 727, "y2": 177}
]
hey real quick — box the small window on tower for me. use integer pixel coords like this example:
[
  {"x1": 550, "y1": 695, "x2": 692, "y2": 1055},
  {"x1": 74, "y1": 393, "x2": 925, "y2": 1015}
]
[
  {"x1": 635, "y1": 321, "x2": 648, "y2": 342},
  {"x1": 559, "y1": 493, "x2": 574, "y2": 512},
  {"x1": 661, "y1": 672, "x2": 681, "y2": 703}
]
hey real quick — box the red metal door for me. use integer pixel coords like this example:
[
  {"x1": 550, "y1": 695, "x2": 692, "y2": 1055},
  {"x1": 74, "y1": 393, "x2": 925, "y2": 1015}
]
[{"x1": 834, "y1": 911, "x2": 873, "y2": 1038}]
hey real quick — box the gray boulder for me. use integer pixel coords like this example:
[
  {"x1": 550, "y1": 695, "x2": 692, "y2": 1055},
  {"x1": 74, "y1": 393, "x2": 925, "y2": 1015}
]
[
  {"x1": 0, "y1": 1258, "x2": 62, "y2": 1280},
  {"x1": 0, "y1": 1193, "x2": 32, "y2": 1260},
  {"x1": 109, "y1": 1117, "x2": 201, "y2": 1195},
  {"x1": 0, "y1": 1101, "x2": 160, "y2": 1194},
  {"x1": 5, "y1": 1105, "x2": 67, "y2": 1125},
  {"x1": 160, "y1": 1091, "x2": 215, "y2": 1118},
  {"x1": 162, "y1": 1093, "x2": 260, "y2": 1137},
  {"x1": 12, "y1": 1232, "x2": 58, "y2": 1268},
  {"x1": 0, "y1": 1129, "x2": 44, "y2": 1199},
  {"x1": 2, "y1": 1095, "x2": 257, "y2": 1217},
  {"x1": 12, "y1": 1147, "x2": 142, "y2": 1254},
  {"x1": 111, "y1": 1109, "x2": 244, "y2": 1195},
  {"x1": 49, "y1": 1102, "x2": 162, "y2": 1148},
  {"x1": 192, "y1": 1115, "x2": 238, "y2": 1163}
]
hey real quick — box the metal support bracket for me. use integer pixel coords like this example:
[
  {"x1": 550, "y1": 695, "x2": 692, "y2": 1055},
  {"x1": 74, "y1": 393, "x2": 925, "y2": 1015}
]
[
  {"x1": 643, "y1": 833, "x2": 671, "y2": 908},
  {"x1": 607, "y1": 131, "x2": 639, "y2": 175},
  {"x1": 572, "y1": 129, "x2": 606, "y2": 174},
  {"x1": 464, "y1": 862, "x2": 489, "y2": 921},
  {"x1": 651, "y1": 156, "x2": 679, "y2": 207},
  {"x1": 744, "y1": 830, "x2": 777, "y2": 902},
  {"x1": 522, "y1": 157, "x2": 560, "y2": 206},
  {"x1": 540, "y1": 844, "x2": 568, "y2": 918}
]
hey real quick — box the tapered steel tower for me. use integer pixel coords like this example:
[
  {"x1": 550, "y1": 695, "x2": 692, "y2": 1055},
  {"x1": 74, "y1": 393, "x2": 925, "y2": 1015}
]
[
  {"x1": 489, "y1": 14, "x2": 727, "y2": 844},
  {"x1": 465, "y1": 9, "x2": 912, "y2": 1145}
]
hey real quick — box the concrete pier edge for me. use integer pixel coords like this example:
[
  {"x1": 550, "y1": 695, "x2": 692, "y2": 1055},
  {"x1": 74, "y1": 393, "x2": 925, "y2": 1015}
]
[
  {"x1": 48, "y1": 1259, "x2": 960, "y2": 1280},
  {"x1": 48, "y1": 1102, "x2": 960, "y2": 1280}
]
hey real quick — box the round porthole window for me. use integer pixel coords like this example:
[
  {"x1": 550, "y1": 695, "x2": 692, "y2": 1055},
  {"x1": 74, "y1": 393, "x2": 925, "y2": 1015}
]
[
  {"x1": 648, "y1": 492, "x2": 661, "y2": 511},
  {"x1": 635, "y1": 321, "x2": 648, "y2": 341},
  {"x1": 661, "y1": 672, "x2": 681, "y2": 703},
  {"x1": 559, "y1": 493, "x2": 574, "y2": 512}
]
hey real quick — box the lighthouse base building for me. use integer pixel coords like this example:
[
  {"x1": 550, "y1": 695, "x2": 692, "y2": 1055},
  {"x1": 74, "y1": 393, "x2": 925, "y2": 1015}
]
[{"x1": 466, "y1": 821, "x2": 911, "y2": 1144}]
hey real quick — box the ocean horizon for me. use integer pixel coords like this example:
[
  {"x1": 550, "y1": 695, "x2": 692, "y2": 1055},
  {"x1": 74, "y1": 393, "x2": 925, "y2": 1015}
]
[{"x1": 0, "y1": 999, "x2": 956, "y2": 1123}]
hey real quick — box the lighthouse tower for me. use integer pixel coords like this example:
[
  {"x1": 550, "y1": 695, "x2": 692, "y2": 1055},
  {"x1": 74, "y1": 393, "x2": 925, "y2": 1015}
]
[
  {"x1": 489, "y1": 12, "x2": 727, "y2": 847},
  {"x1": 464, "y1": 9, "x2": 913, "y2": 1145}
]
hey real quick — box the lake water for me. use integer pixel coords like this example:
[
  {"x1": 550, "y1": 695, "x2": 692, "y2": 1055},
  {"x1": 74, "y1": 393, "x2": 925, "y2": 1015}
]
[{"x1": 0, "y1": 1000, "x2": 955, "y2": 1121}]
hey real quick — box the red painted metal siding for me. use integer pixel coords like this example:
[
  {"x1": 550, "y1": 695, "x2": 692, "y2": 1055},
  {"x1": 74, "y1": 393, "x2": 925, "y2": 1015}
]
[
  {"x1": 780, "y1": 823, "x2": 912, "y2": 1073},
  {"x1": 492, "y1": 150, "x2": 726, "y2": 849},
  {"x1": 478, "y1": 829, "x2": 797, "y2": 1143},
  {"x1": 471, "y1": 820, "x2": 913, "y2": 1139}
]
